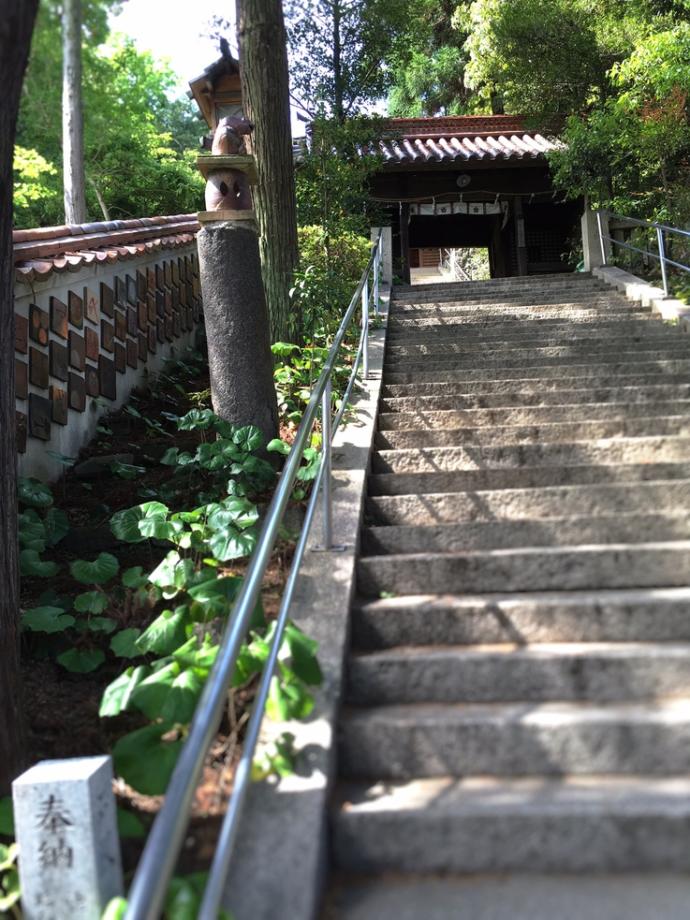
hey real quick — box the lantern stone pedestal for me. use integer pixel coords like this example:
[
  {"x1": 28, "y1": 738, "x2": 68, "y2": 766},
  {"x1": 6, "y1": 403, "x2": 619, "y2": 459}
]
[{"x1": 197, "y1": 211, "x2": 278, "y2": 445}]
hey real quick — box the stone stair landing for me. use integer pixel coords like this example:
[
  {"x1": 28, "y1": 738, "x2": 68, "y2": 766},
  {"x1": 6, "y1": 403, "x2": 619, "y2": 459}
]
[{"x1": 324, "y1": 273, "x2": 690, "y2": 919}]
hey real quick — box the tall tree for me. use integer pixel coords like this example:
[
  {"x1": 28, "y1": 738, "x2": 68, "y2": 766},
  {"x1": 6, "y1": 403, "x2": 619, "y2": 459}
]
[
  {"x1": 62, "y1": 0, "x2": 87, "y2": 223},
  {"x1": 15, "y1": 1, "x2": 203, "y2": 229},
  {"x1": 286, "y1": 0, "x2": 411, "y2": 122},
  {"x1": 0, "y1": 0, "x2": 38, "y2": 795},
  {"x1": 388, "y1": 0, "x2": 476, "y2": 117},
  {"x1": 237, "y1": 0, "x2": 300, "y2": 343}
]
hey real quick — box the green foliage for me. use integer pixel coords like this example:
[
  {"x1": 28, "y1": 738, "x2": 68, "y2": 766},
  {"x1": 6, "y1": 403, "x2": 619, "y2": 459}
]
[
  {"x1": 0, "y1": 843, "x2": 20, "y2": 916},
  {"x1": 13, "y1": 145, "x2": 60, "y2": 227},
  {"x1": 442, "y1": 0, "x2": 690, "y2": 223},
  {"x1": 15, "y1": 0, "x2": 203, "y2": 227},
  {"x1": 291, "y1": 226, "x2": 371, "y2": 337},
  {"x1": 95, "y1": 408, "x2": 322, "y2": 795},
  {"x1": 388, "y1": 0, "x2": 476, "y2": 116},
  {"x1": 295, "y1": 117, "x2": 387, "y2": 238},
  {"x1": 286, "y1": 0, "x2": 412, "y2": 120},
  {"x1": 71, "y1": 553, "x2": 120, "y2": 585}
]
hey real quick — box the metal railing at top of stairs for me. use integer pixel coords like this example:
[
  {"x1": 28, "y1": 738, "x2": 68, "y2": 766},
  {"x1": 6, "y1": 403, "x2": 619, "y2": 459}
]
[
  {"x1": 596, "y1": 209, "x2": 690, "y2": 297},
  {"x1": 124, "y1": 232, "x2": 383, "y2": 920}
]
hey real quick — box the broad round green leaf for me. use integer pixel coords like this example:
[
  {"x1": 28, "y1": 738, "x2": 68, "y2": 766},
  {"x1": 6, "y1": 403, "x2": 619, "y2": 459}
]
[
  {"x1": 109, "y1": 628, "x2": 143, "y2": 659},
  {"x1": 208, "y1": 525, "x2": 258, "y2": 562},
  {"x1": 44, "y1": 507, "x2": 69, "y2": 546},
  {"x1": 22, "y1": 606, "x2": 75, "y2": 634},
  {"x1": 121, "y1": 566, "x2": 147, "y2": 589},
  {"x1": 57, "y1": 648, "x2": 106, "y2": 673},
  {"x1": 135, "y1": 606, "x2": 189, "y2": 656},
  {"x1": 177, "y1": 408, "x2": 215, "y2": 430},
  {"x1": 73, "y1": 590, "x2": 108, "y2": 614},
  {"x1": 100, "y1": 665, "x2": 149, "y2": 717},
  {"x1": 20, "y1": 550, "x2": 60, "y2": 578},
  {"x1": 70, "y1": 552, "x2": 119, "y2": 585},
  {"x1": 110, "y1": 502, "x2": 169, "y2": 543},
  {"x1": 113, "y1": 723, "x2": 183, "y2": 795},
  {"x1": 88, "y1": 616, "x2": 117, "y2": 634},
  {"x1": 18, "y1": 477, "x2": 53, "y2": 509}
]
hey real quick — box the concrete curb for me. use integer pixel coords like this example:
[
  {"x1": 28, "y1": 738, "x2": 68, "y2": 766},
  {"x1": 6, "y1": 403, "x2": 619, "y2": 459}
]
[
  {"x1": 221, "y1": 290, "x2": 389, "y2": 920},
  {"x1": 594, "y1": 265, "x2": 690, "y2": 331}
]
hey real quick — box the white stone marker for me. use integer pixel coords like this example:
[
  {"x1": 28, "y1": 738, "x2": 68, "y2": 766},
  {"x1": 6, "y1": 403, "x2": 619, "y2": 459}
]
[{"x1": 12, "y1": 756, "x2": 123, "y2": 920}]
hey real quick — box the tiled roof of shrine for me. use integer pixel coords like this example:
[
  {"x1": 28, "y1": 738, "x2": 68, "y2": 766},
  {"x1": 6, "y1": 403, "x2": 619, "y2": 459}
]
[
  {"x1": 14, "y1": 214, "x2": 199, "y2": 283},
  {"x1": 374, "y1": 116, "x2": 561, "y2": 166}
]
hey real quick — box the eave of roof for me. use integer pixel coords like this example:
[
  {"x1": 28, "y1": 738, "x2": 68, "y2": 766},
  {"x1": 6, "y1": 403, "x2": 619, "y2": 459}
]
[
  {"x1": 14, "y1": 214, "x2": 200, "y2": 284},
  {"x1": 372, "y1": 115, "x2": 562, "y2": 168}
]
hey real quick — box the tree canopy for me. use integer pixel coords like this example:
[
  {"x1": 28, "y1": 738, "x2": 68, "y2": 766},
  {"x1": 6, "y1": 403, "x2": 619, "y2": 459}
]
[
  {"x1": 384, "y1": 0, "x2": 690, "y2": 221},
  {"x1": 14, "y1": 0, "x2": 203, "y2": 228}
]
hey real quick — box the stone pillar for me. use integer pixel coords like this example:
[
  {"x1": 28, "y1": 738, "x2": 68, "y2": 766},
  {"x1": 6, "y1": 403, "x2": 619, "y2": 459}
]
[
  {"x1": 12, "y1": 756, "x2": 122, "y2": 920},
  {"x1": 582, "y1": 205, "x2": 610, "y2": 271},
  {"x1": 513, "y1": 196, "x2": 528, "y2": 276},
  {"x1": 197, "y1": 213, "x2": 278, "y2": 445},
  {"x1": 399, "y1": 204, "x2": 411, "y2": 285},
  {"x1": 371, "y1": 226, "x2": 393, "y2": 284}
]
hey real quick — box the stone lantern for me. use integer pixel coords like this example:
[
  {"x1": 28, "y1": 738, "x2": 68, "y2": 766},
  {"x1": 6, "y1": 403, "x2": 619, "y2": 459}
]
[
  {"x1": 188, "y1": 43, "x2": 257, "y2": 215},
  {"x1": 185, "y1": 43, "x2": 278, "y2": 444}
]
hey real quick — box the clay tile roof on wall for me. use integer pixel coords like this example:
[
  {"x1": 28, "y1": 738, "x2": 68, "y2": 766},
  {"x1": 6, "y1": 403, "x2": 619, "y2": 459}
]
[
  {"x1": 14, "y1": 214, "x2": 200, "y2": 283},
  {"x1": 374, "y1": 115, "x2": 562, "y2": 166}
]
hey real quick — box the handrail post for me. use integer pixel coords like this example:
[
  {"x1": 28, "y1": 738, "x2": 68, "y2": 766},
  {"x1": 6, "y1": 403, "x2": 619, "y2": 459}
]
[
  {"x1": 596, "y1": 210, "x2": 608, "y2": 266},
  {"x1": 321, "y1": 378, "x2": 332, "y2": 550},
  {"x1": 657, "y1": 225, "x2": 670, "y2": 296},
  {"x1": 373, "y1": 240, "x2": 380, "y2": 316},
  {"x1": 362, "y1": 276, "x2": 370, "y2": 379}
]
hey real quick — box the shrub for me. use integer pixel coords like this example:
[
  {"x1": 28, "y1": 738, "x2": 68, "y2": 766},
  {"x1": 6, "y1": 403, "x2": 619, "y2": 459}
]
[{"x1": 293, "y1": 226, "x2": 371, "y2": 338}]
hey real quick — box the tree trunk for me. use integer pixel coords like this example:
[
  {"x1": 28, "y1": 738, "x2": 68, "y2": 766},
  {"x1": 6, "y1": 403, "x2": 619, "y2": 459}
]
[
  {"x1": 62, "y1": 0, "x2": 87, "y2": 224},
  {"x1": 0, "y1": 0, "x2": 38, "y2": 795},
  {"x1": 332, "y1": 0, "x2": 344, "y2": 123},
  {"x1": 237, "y1": 0, "x2": 300, "y2": 343}
]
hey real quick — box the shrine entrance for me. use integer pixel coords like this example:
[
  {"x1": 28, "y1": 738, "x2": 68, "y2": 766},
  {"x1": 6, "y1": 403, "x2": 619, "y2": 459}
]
[{"x1": 367, "y1": 115, "x2": 583, "y2": 283}]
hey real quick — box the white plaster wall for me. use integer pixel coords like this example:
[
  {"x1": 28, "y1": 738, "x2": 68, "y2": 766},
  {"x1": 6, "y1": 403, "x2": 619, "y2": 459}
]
[{"x1": 15, "y1": 244, "x2": 200, "y2": 482}]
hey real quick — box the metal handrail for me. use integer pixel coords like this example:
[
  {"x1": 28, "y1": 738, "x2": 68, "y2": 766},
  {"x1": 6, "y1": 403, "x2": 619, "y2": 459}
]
[
  {"x1": 125, "y1": 233, "x2": 383, "y2": 920},
  {"x1": 597, "y1": 209, "x2": 690, "y2": 296}
]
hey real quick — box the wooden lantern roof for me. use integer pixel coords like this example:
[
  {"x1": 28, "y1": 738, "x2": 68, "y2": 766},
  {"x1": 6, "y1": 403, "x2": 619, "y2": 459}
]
[{"x1": 188, "y1": 48, "x2": 242, "y2": 132}]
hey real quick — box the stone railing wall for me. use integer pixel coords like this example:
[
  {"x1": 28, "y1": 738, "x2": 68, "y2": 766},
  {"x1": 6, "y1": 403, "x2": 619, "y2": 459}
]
[{"x1": 13, "y1": 215, "x2": 202, "y2": 481}]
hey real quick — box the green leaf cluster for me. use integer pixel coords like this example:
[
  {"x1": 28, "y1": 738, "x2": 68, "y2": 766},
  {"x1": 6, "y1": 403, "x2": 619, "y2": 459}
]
[{"x1": 15, "y1": 0, "x2": 203, "y2": 228}]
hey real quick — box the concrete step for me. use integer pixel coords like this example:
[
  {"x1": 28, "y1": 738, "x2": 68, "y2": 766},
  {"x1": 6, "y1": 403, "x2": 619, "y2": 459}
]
[
  {"x1": 375, "y1": 416, "x2": 690, "y2": 450},
  {"x1": 392, "y1": 292, "x2": 621, "y2": 309},
  {"x1": 332, "y1": 775, "x2": 690, "y2": 873},
  {"x1": 339, "y1": 699, "x2": 690, "y2": 778},
  {"x1": 346, "y1": 641, "x2": 690, "y2": 705},
  {"x1": 324, "y1": 874, "x2": 690, "y2": 920},
  {"x1": 380, "y1": 384, "x2": 690, "y2": 409},
  {"x1": 383, "y1": 358, "x2": 690, "y2": 385},
  {"x1": 385, "y1": 319, "x2": 668, "y2": 342},
  {"x1": 389, "y1": 303, "x2": 640, "y2": 321},
  {"x1": 383, "y1": 349, "x2": 690, "y2": 375},
  {"x1": 372, "y1": 436, "x2": 690, "y2": 475},
  {"x1": 351, "y1": 587, "x2": 690, "y2": 649},
  {"x1": 357, "y1": 542, "x2": 690, "y2": 595},
  {"x1": 362, "y1": 513, "x2": 690, "y2": 556},
  {"x1": 366, "y1": 480, "x2": 690, "y2": 526},
  {"x1": 385, "y1": 337, "x2": 685, "y2": 359},
  {"x1": 369, "y1": 461, "x2": 690, "y2": 495},
  {"x1": 388, "y1": 309, "x2": 650, "y2": 328},
  {"x1": 392, "y1": 274, "x2": 596, "y2": 295},
  {"x1": 392, "y1": 284, "x2": 610, "y2": 303}
]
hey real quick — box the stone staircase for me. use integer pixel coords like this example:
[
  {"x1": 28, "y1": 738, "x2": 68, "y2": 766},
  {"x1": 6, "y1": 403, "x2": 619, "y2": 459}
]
[{"x1": 325, "y1": 273, "x2": 690, "y2": 919}]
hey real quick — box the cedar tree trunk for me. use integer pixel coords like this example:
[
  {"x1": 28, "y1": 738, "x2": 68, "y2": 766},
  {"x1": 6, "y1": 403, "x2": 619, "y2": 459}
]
[
  {"x1": 62, "y1": 0, "x2": 87, "y2": 224},
  {"x1": 237, "y1": 0, "x2": 300, "y2": 343},
  {"x1": 0, "y1": 0, "x2": 38, "y2": 794}
]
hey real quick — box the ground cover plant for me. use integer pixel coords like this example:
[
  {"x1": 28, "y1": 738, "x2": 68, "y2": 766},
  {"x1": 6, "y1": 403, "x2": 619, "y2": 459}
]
[{"x1": 11, "y1": 343, "x2": 323, "y2": 880}]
